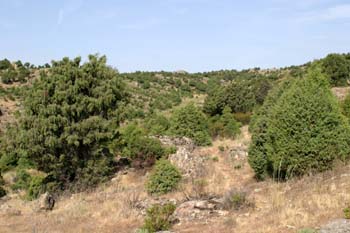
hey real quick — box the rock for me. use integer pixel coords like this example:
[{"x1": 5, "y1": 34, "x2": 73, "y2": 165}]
[
  {"x1": 158, "y1": 136, "x2": 195, "y2": 152},
  {"x1": 320, "y1": 219, "x2": 350, "y2": 233},
  {"x1": 38, "y1": 192, "x2": 55, "y2": 211},
  {"x1": 172, "y1": 199, "x2": 227, "y2": 223},
  {"x1": 157, "y1": 136, "x2": 205, "y2": 178},
  {"x1": 229, "y1": 146, "x2": 248, "y2": 160},
  {"x1": 194, "y1": 200, "x2": 216, "y2": 210}
]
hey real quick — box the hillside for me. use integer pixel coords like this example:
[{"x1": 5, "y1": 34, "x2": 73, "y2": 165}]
[
  {"x1": 1, "y1": 126, "x2": 350, "y2": 233},
  {"x1": 0, "y1": 53, "x2": 350, "y2": 233}
]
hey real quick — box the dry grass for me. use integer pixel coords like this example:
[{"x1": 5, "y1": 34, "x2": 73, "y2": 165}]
[{"x1": 1, "y1": 126, "x2": 350, "y2": 233}]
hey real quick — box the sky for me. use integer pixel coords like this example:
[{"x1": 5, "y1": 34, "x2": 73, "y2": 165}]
[{"x1": 0, "y1": 0, "x2": 350, "y2": 72}]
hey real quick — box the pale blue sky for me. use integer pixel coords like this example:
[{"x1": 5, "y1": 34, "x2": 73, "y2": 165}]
[{"x1": 0, "y1": 0, "x2": 350, "y2": 72}]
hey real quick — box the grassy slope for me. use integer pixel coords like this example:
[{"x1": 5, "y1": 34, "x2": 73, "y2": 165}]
[{"x1": 1, "y1": 126, "x2": 349, "y2": 233}]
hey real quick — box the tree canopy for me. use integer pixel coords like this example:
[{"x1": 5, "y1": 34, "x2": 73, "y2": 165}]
[
  {"x1": 248, "y1": 66, "x2": 350, "y2": 180},
  {"x1": 0, "y1": 55, "x2": 128, "y2": 190}
]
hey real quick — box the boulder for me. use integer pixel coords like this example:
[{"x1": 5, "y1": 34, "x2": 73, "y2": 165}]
[{"x1": 38, "y1": 192, "x2": 55, "y2": 211}]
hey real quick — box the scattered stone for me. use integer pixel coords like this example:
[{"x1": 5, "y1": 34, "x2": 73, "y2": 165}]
[
  {"x1": 38, "y1": 192, "x2": 55, "y2": 211},
  {"x1": 320, "y1": 219, "x2": 350, "y2": 233},
  {"x1": 172, "y1": 199, "x2": 228, "y2": 223}
]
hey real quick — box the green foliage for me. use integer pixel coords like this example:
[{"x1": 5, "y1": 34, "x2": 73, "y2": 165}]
[
  {"x1": 225, "y1": 80, "x2": 256, "y2": 113},
  {"x1": 203, "y1": 79, "x2": 269, "y2": 116},
  {"x1": 0, "y1": 55, "x2": 128, "y2": 190},
  {"x1": 322, "y1": 53, "x2": 350, "y2": 86},
  {"x1": 12, "y1": 169, "x2": 31, "y2": 190},
  {"x1": 11, "y1": 169, "x2": 46, "y2": 200},
  {"x1": 146, "y1": 159, "x2": 182, "y2": 195},
  {"x1": 142, "y1": 203, "x2": 176, "y2": 232},
  {"x1": 344, "y1": 206, "x2": 350, "y2": 219},
  {"x1": 170, "y1": 103, "x2": 211, "y2": 146},
  {"x1": 144, "y1": 113, "x2": 170, "y2": 135},
  {"x1": 1, "y1": 69, "x2": 17, "y2": 84},
  {"x1": 341, "y1": 93, "x2": 350, "y2": 119},
  {"x1": 117, "y1": 123, "x2": 165, "y2": 166},
  {"x1": 0, "y1": 59, "x2": 11, "y2": 70},
  {"x1": 0, "y1": 174, "x2": 4, "y2": 185},
  {"x1": 203, "y1": 86, "x2": 226, "y2": 116},
  {"x1": 26, "y1": 175, "x2": 45, "y2": 200},
  {"x1": 223, "y1": 189, "x2": 248, "y2": 211},
  {"x1": 249, "y1": 67, "x2": 350, "y2": 180},
  {"x1": 208, "y1": 107, "x2": 241, "y2": 139}
]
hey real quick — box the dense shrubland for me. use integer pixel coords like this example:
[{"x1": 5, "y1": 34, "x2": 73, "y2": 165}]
[{"x1": 0, "y1": 52, "x2": 349, "y2": 200}]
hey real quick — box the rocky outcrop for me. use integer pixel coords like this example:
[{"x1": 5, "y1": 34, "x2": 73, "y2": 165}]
[
  {"x1": 320, "y1": 219, "x2": 350, "y2": 233},
  {"x1": 171, "y1": 198, "x2": 228, "y2": 223},
  {"x1": 158, "y1": 136, "x2": 206, "y2": 179},
  {"x1": 229, "y1": 144, "x2": 248, "y2": 161}
]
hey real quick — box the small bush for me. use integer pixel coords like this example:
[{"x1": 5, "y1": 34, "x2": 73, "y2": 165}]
[
  {"x1": 164, "y1": 146, "x2": 177, "y2": 155},
  {"x1": 169, "y1": 103, "x2": 211, "y2": 146},
  {"x1": 142, "y1": 203, "x2": 176, "y2": 233},
  {"x1": 223, "y1": 188, "x2": 249, "y2": 211},
  {"x1": 344, "y1": 207, "x2": 350, "y2": 219},
  {"x1": 218, "y1": 146, "x2": 225, "y2": 152},
  {"x1": 212, "y1": 156, "x2": 219, "y2": 162},
  {"x1": 118, "y1": 123, "x2": 165, "y2": 167},
  {"x1": 12, "y1": 169, "x2": 31, "y2": 190},
  {"x1": 146, "y1": 159, "x2": 182, "y2": 195},
  {"x1": 144, "y1": 113, "x2": 170, "y2": 135},
  {"x1": 26, "y1": 175, "x2": 45, "y2": 200},
  {"x1": 0, "y1": 186, "x2": 6, "y2": 198},
  {"x1": 209, "y1": 107, "x2": 241, "y2": 139}
]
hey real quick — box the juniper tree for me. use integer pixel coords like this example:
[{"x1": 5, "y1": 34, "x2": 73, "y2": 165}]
[
  {"x1": 248, "y1": 66, "x2": 350, "y2": 180},
  {"x1": 0, "y1": 55, "x2": 128, "y2": 189}
]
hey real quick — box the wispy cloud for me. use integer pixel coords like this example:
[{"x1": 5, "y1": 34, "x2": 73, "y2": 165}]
[{"x1": 57, "y1": 0, "x2": 84, "y2": 25}]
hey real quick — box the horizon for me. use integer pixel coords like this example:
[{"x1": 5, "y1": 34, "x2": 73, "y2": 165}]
[{"x1": 1, "y1": 0, "x2": 350, "y2": 72}]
